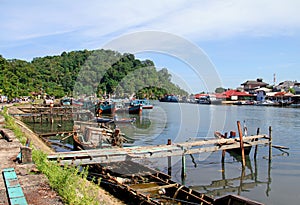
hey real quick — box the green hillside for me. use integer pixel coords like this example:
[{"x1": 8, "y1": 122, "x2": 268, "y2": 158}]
[{"x1": 0, "y1": 49, "x2": 188, "y2": 100}]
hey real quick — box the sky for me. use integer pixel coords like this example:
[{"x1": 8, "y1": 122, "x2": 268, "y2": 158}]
[{"x1": 1, "y1": 0, "x2": 300, "y2": 93}]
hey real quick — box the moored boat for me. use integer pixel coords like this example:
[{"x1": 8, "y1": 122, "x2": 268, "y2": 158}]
[
  {"x1": 88, "y1": 160, "x2": 215, "y2": 205},
  {"x1": 95, "y1": 101, "x2": 116, "y2": 115},
  {"x1": 159, "y1": 95, "x2": 179, "y2": 103},
  {"x1": 128, "y1": 104, "x2": 143, "y2": 115},
  {"x1": 72, "y1": 126, "x2": 133, "y2": 150},
  {"x1": 130, "y1": 99, "x2": 153, "y2": 109},
  {"x1": 87, "y1": 160, "x2": 263, "y2": 205}
]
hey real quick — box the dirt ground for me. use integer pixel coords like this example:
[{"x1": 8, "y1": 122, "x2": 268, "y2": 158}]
[{"x1": 0, "y1": 106, "x2": 125, "y2": 205}]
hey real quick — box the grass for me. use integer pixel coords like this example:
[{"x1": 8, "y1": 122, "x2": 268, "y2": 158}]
[
  {"x1": 2, "y1": 106, "x2": 27, "y2": 145},
  {"x1": 32, "y1": 150, "x2": 102, "y2": 205},
  {"x1": 1, "y1": 107, "x2": 104, "y2": 205}
]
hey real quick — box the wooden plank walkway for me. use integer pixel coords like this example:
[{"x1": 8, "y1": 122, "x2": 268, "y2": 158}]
[
  {"x1": 47, "y1": 135, "x2": 270, "y2": 165},
  {"x1": 2, "y1": 168, "x2": 28, "y2": 205}
]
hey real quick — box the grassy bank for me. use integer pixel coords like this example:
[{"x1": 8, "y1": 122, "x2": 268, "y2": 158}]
[{"x1": 1, "y1": 107, "x2": 103, "y2": 205}]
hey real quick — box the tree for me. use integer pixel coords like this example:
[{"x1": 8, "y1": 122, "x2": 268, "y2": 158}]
[{"x1": 215, "y1": 87, "x2": 226, "y2": 93}]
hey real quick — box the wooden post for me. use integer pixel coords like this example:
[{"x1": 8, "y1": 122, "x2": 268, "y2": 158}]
[
  {"x1": 221, "y1": 132, "x2": 227, "y2": 163},
  {"x1": 50, "y1": 102, "x2": 54, "y2": 124},
  {"x1": 268, "y1": 126, "x2": 272, "y2": 162},
  {"x1": 254, "y1": 128, "x2": 260, "y2": 159},
  {"x1": 181, "y1": 154, "x2": 186, "y2": 183},
  {"x1": 21, "y1": 146, "x2": 32, "y2": 163},
  {"x1": 237, "y1": 121, "x2": 246, "y2": 167},
  {"x1": 167, "y1": 139, "x2": 172, "y2": 176}
]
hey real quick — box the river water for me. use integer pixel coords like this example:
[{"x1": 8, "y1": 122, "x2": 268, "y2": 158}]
[{"x1": 25, "y1": 102, "x2": 300, "y2": 204}]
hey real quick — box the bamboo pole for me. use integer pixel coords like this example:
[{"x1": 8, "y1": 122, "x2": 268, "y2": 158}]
[{"x1": 237, "y1": 121, "x2": 246, "y2": 167}]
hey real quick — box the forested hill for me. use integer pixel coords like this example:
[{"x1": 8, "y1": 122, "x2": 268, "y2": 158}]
[{"x1": 0, "y1": 49, "x2": 188, "y2": 99}]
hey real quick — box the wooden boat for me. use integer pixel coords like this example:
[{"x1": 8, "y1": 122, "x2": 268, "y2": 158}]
[
  {"x1": 159, "y1": 95, "x2": 178, "y2": 103},
  {"x1": 96, "y1": 117, "x2": 114, "y2": 124},
  {"x1": 214, "y1": 131, "x2": 252, "y2": 155},
  {"x1": 87, "y1": 161, "x2": 264, "y2": 205},
  {"x1": 214, "y1": 194, "x2": 264, "y2": 205},
  {"x1": 198, "y1": 96, "x2": 211, "y2": 104},
  {"x1": 72, "y1": 126, "x2": 133, "y2": 150},
  {"x1": 128, "y1": 104, "x2": 143, "y2": 115},
  {"x1": 87, "y1": 160, "x2": 215, "y2": 205},
  {"x1": 96, "y1": 101, "x2": 116, "y2": 115},
  {"x1": 60, "y1": 98, "x2": 71, "y2": 106},
  {"x1": 96, "y1": 116, "x2": 136, "y2": 124},
  {"x1": 71, "y1": 99, "x2": 84, "y2": 107},
  {"x1": 130, "y1": 99, "x2": 153, "y2": 109}
]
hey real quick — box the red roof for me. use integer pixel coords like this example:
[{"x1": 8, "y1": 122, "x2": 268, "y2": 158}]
[
  {"x1": 223, "y1": 90, "x2": 253, "y2": 98},
  {"x1": 194, "y1": 93, "x2": 209, "y2": 99},
  {"x1": 275, "y1": 91, "x2": 294, "y2": 97},
  {"x1": 274, "y1": 91, "x2": 285, "y2": 96}
]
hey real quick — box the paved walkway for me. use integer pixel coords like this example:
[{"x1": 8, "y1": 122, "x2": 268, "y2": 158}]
[{"x1": 0, "y1": 115, "x2": 63, "y2": 205}]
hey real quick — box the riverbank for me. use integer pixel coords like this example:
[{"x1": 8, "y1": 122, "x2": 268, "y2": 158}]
[
  {"x1": 0, "y1": 106, "x2": 125, "y2": 205},
  {"x1": 0, "y1": 114, "x2": 64, "y2": 204}
]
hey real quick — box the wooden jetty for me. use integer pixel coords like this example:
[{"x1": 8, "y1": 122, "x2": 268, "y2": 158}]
[
  {"x1": 47, "y1": 134, "x2": 270, "y2": 166},
  {"x1": 11, "y1": 106, "x2": 94, "y2": 124}
]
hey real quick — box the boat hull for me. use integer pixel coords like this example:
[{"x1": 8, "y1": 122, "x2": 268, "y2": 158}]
[{"x1": 128, "y1": 104, "x2": 142, "y2": 115}]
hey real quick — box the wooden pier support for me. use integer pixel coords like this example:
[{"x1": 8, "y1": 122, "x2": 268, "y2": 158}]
[
  {"x1": 181, "y1": 154, "x2": 186, "y2": 183},
  {"x1": 237, "y1": 121, "x2": 246, "y2": 167},
  {"x1": 48, "y1": 134, "x2": 270, "y2": 166},
  {"x1": 254, "y1": 128, "x2": 260, "y2": 159},
  {"x1": 268, "y1": 126, "x2": 272, "y2": 162},
  {"x1": 167, "y1": 139, "x2": 172, "y2": 176}
]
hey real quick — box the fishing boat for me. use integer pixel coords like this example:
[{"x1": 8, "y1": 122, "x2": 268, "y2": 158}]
[
  {"x1": 95, "y1": 101, "x2": 116, "y2": 115},
  {"x1": 128, "y1": 104, "x2": 143, "y2": 115},
  {"x1": 87, "y1": 160, "x2": 264, "y2": 205},
  {"x1": 159, "y1": 95, "x2": 179, "y2": 103},
  {"x1": 214, "y1": 131, "x2": 252, "y2": 155},
  {"x1": 130, "y1": 99, "x2": 153, "y2": 109},
  {"x1": 71, "y1": 99, "x2": 84, "y2": 107},
  {"x1": 60, "y1": 98, "x2": 71, "y2": 106},
  {"x1": 72, "y1": 126, "x2": 133, "y2": 150}
]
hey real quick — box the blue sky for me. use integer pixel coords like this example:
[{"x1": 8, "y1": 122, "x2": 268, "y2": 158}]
[{"x1": 1, "y1": 0, "x2": 300, "y2": 93}]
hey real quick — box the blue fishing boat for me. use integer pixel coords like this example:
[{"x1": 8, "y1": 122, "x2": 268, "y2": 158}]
[
  {"x1": 159, "y1": 95, "x2": 179, "y2": 103},
  {"x1": 96, "y1": 101, "x2": 116, "y2": 115},
  {"x1": 128, "y1": 104, "x2": 143, "y2": 115},
  {"x1": 130, "y1": 99, "x2": 153, "y2": 109}
]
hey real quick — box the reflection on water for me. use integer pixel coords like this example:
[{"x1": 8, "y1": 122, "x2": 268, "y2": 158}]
[
  {"x1": 189, "y1": 153, "x2": 272, "y2": 198},
  {"x1": 22, "y1": 102, "x2": 299, "y2": 204}
]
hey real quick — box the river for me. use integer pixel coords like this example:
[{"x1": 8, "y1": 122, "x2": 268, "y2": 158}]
[{"x1": 25, "y1": 102, "x2": 300, "y2": 204}]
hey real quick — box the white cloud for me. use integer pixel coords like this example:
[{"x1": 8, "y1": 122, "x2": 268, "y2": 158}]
[{"x1": 1, "y1": 0, "x2": 300, "y2": 52}]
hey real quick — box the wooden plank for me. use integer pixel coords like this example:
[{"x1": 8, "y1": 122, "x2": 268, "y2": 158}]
[
  {"x1": 135, "y1": 183, "x2": 178, "y2": 192},
  {"x1": 47, "y1": 136, "x2": 269, "y2": 165}
]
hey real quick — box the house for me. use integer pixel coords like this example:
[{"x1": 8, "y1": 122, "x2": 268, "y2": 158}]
[
  {"x1": 255, "y1": 87, "x2": 272, "y2": 102},
  {"x1": 275, "y1": 80, "x2": 297, "y2": 92},
  {"x1": 241, "y1": 78, "x2": 269, "y2": 94},
  {"x1": 293, "y1": 82, "x2": 300, "y2": 94},
  {"x1": 222, "y1": 90, "x2": 254, "y2": 101}
]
